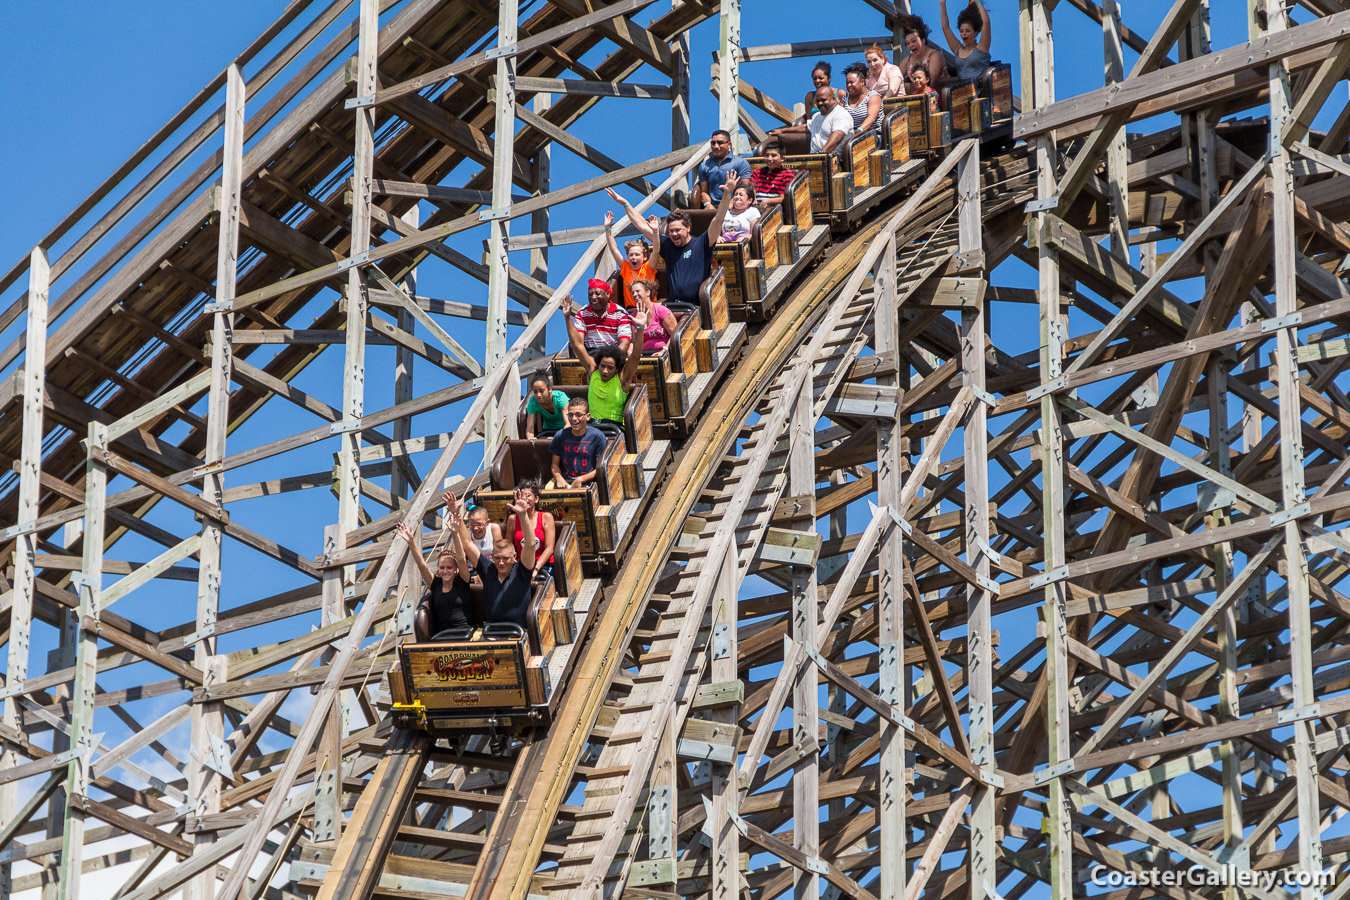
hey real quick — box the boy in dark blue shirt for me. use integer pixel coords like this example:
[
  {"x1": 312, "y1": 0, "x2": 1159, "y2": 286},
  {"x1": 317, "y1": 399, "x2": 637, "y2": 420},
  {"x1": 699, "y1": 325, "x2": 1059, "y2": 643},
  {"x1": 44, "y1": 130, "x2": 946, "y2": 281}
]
[{"x1": 549, "y1": 397, "x2": 608, "y2": 490}]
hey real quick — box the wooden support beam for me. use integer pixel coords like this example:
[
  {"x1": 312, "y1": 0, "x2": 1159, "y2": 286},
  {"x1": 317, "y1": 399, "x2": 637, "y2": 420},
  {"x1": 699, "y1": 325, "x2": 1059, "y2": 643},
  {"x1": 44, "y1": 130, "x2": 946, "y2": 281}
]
[
  {"x1": 369, "y1": 0, "x2": 663, "y2": 106},
  {"x1": 513, "y1": 76, "x2": 672, "y2": 99}
]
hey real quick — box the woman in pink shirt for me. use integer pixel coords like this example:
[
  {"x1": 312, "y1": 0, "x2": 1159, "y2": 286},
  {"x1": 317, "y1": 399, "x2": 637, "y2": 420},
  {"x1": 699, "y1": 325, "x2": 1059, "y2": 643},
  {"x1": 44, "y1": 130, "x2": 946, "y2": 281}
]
[
  {"x1": 863, "y1": 44, "x2": 904, "y2": 99},
  {"x1": 631, "y1": 280, "x2": 677, "y2": 353}
]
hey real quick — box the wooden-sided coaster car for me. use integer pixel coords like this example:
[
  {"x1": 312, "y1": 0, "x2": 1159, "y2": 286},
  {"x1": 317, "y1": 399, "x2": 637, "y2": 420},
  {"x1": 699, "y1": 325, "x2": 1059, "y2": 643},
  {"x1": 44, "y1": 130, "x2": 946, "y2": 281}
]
[
  {"x1": 389, "y1": 572, "x2": 566, "y2": 733},
  {"x1": 883, "y1": 93, "x2": 940, "y2": 153},
  {"x1": 486, "y1": 382, "x2": 651, "y2": 565},
  {"x1": 982, "y1": 62, "x2": 1013, "y2": 120},
  {"x1": 549, "y1": 316, "x2": 696, "y2": 433},
  {"x1": 882, "y1": 106, "x2": 911, "y2": 165},
  {"x1": 941, "y1": 80, "x2": 979, "y2": 135}
]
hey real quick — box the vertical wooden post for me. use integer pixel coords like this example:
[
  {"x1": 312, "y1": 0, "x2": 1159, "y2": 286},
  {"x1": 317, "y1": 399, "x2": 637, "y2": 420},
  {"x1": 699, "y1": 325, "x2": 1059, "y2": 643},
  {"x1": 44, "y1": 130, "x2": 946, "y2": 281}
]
[
  {"x1": 528, "y1": 93, "x2": 551, "y2": 363},
  {"x1": 1268, "y1": 0, "x2": 1322, "y2": 886},
  {"x1": 789, "y1": 373, "x2": 819, "y2": 900},
  {"x1": 484, "y1": 0, "x2": 519, "y2": 460},
  {"x1": 874, "y1": 233, "x2": 905, "y2": 900},
  {"x1": 709, "y1": 543, "x2": 740, "y2": 900},
  {"x1": 1102, "y1": 0, "x2": 1129, "y2": 258},
  {"x1": 646, "y1": 720, "x2": 679, "y2": 886},
  {"x1": 58, "y1": 422, "x2": 108, "y2": 900},
  {"x1": 394, "y1": 206, "x2": 419, "y2": 637},
  {"x1": 718, "y1": 0, "x2": 741, "y2": 139},
  {"x1": 1027, "y1": 0, "x2": 1072, "y2": 895},
  {"x1": 671, "y1": 5, "x2": 691, "y2": 193},
  {"x1": 317, "y1": 524, "x2": 344, "y2": 842},
  {"x1": 329, "y1": 0, "x2": 378, "y2": 844},
  {"x1": 1, "y1": 249, "x2": 49, "y2": 900},
  {"x1": 1207, "y1": 361, "x2": 1245, "y2": 894},
  {"x1": 187, "y1": 62, "x2": 245, "y2": 900},
  {"x1": 959, "y1": 143, "x2": 996, "y2": 900}
]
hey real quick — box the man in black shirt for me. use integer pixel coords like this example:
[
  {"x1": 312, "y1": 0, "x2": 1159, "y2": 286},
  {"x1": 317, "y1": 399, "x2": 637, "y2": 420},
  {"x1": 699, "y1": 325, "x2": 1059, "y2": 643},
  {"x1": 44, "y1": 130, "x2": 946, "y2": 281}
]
[
  {"x1": 450, "y1": 489, "x2": 538, "y2": 627},
  {"x1": 613, "y1": 171, "x2": 739, "y2": 305}
]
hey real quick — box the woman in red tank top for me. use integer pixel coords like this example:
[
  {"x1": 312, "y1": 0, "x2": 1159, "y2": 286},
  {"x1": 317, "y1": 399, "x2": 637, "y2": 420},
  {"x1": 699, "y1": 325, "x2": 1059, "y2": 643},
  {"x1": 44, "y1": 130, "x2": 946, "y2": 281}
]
[{"x1": 505, "y1": 478, "x2": 556, "y2": 581}]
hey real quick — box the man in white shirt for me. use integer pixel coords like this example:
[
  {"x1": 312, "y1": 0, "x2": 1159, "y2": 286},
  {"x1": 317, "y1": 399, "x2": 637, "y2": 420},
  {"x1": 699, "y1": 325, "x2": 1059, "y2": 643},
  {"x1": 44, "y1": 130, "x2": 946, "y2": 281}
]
[{"x1": 770, "y1": 87, "x2": 851, "y2": 156}]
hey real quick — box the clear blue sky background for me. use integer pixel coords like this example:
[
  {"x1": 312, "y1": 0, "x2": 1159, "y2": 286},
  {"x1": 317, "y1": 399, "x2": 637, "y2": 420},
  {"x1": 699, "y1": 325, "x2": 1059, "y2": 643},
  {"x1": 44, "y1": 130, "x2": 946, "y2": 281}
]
[{"x1": 3, "y1": 3, "x2": 1342, "y2": 895}]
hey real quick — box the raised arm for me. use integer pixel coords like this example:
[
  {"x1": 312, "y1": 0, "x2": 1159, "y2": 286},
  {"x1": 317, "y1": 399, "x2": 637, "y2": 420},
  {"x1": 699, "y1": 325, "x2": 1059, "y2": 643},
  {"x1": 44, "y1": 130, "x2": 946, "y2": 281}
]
[
  {"x1": 509, "y1": 490, "x2": 537, "y2": 573},
  {"x1": 620, "y1": 306, "x2": 650, "y2": 391},
  {"x1": 602, "y1": 210, "x2": 625, "y2": 267},
  {"x1": 939, "y1": 0, "x2": 961, "y2": 53},
  {"x1": 443, "y1": 490, "x2": 478, "y2": 571},
  {"x1": 395, "y1": 521, "x2": 435, "y2": 587},
  {"x1": 609, "y1": 187, "x2": 659, "y2": 244},
  {"x1": 706, "y1": 170, "x2": 740, "y2": 246},
  {"x1": 562, "y1": 295, "x2": 597, "y2": 374},
  {"x1": 975, "y1": 1, "x2": 991, "y2": 52}
]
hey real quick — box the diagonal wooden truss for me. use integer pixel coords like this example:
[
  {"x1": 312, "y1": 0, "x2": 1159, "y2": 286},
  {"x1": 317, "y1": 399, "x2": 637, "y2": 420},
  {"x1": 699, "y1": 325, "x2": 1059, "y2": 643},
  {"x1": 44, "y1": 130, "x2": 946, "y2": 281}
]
[{"x1": 4, "y1": 0, "x2": 1350, "y2": 899}]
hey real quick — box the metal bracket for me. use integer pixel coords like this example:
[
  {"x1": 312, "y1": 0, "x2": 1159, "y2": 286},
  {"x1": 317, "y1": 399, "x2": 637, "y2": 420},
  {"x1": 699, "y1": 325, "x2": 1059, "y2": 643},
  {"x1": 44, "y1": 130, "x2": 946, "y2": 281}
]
[
  {"x1": 484, "y1": 43, "x2": 517, "y2": 60},
  {"x1": 1278, "y1": 702, "x2": 1320, "y2": 725},
  {"x1": 203, "y1": 300, "x2": 233, "y2": 314},
  {"x1": 981, "y1": 768, "x2": 1006, "y2": 790},
  {"x1": 712, "y1": 623, "x2": 732, "y2": 660},
  {"x1": 805, "y1": 856, "x2": 830, "y2": 876},
  {"x1": 1261, "y1": 311, "x2": 1303, "y2": 333},
  {"x1": 178, "y1": 622, "x2": 217, "y2": 648},
  {"x1": 337, "y1": 251, "x2": 370, "y2": 272},
  {"x1": 478, "y1": 207, "x2": 511, "y2": 222},
  {"x1": 343, "y1": 94, "x2": 376, "y2": 110},
  {"x1": 1024, "y1": 196, "x2": 1060, "y2": 213},
  {"x1": 970, "y1": 385, "x2": 997, "y2": 408},
  {"x1": 1270, "y1": 501, "x2": 1310, "y2": 528},
  {"x1": 1028, "y1": 565, "x2": 1069, "y2": 591},
  {"x1": 329, "y1": 419, "x2": 364, "y2": 436},
  {"x1": 1026, "y1": 375, "x2": 1067, "y2": 402},
  {"x1": 1033, "y1": 759, "x2": 1075, "y2": 785},
  {"x1": 974, "y1": 572, "x2": 1002, "y2": 597}
]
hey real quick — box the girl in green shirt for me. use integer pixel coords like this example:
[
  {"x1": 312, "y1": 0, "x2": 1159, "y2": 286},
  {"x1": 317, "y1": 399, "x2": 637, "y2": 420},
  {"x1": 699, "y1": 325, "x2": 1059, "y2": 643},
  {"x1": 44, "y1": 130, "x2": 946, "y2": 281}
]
[{"x1": 562, "y1": 295, "x2": 649, "y2": 429}]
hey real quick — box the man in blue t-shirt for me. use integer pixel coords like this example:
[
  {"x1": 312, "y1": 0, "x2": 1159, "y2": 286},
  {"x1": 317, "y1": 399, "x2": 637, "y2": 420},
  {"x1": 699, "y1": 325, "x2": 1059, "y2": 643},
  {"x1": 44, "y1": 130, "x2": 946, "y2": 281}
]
[
  {"x1": 550, "y1": 397, "x2": 608, "y2": 489},
  {"x1": 615, "y1": 170, "x2": 739, "y2": 305},
  {"x1": 694, "y1": 129, "x2": 752, "y2": 209}
]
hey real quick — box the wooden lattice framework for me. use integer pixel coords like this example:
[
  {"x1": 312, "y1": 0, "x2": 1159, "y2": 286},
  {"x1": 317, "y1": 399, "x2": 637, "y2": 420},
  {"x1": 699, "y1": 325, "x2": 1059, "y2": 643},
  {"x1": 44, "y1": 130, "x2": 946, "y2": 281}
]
[{"x1": 4, "y1": 0, "x2": 1350, "y2": 899}]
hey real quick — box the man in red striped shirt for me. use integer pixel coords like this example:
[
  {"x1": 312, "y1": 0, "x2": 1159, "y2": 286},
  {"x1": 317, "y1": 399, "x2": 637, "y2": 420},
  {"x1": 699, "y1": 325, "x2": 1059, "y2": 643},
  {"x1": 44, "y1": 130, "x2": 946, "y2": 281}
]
[
  {"x1": 571, "y1": 279, "x2": 633, "y2": 352},
  {"x1": 752, "y1": 142, "x2": 795, "y2": 211}
]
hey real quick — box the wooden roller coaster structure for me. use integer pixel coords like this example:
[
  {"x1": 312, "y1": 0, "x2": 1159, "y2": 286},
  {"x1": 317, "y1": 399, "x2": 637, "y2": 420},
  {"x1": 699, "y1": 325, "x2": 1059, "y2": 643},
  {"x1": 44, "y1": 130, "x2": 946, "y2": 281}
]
[{"x1": 4, "y1": 0, "x2": 1350, "y2": 899}]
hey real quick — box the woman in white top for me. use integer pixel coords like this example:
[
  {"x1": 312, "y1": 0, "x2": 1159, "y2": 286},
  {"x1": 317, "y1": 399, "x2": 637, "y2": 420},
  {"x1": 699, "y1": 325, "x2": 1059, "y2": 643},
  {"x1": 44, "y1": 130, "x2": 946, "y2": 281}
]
[
  {"x1": 719, "y1": 184, "x2": 761, "y2": 243},
  {"x1": 840, "y1": 63, "x2": 882, "y2": 134},
  {"x1": 863, "y1": 44, "x2": 904, "y2": 99}
]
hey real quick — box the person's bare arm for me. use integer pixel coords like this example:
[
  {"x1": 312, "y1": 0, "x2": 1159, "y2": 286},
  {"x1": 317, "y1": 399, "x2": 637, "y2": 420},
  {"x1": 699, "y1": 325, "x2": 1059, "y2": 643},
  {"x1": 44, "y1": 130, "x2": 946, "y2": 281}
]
[
  {"x1": 562, "y1": 295, "x2": 597, "y2": 375},
  {"x1": 821, "y1": 125, "x2": 846, "y2": 154},
  {"x1": 551, "y1": 453, "x2": 566, "y2": 488},
  {"x1": 443, "y1": 490, "x2": 477, "y2": 572},
  {"x1": 526, "y1": 411, "x2": 540, "y2": 440},
  {"x1": 939, "y1": 0, "x2": 961, "y2": 53},
  {"x1": 621, "y1": 306, "x2": 650, "y2": 392},
  {"x1": 610, "y1": 187, "x2": 659, "y2": 244},
  {"x1": 975, "y1": 1, "x2": 991, "y2": 52},
  {"x1": 395, "y1": 522, "x2": 435, "y2": 587},
  {"x1": 862, "y1": 93, "x2": 883, "y2": 131},
  {"x1": 516, "y1": 502, "x2": 537, "y2": 573},
  {"x1": 706, "y1": 170, "x2": 740, "y2": 245},
  {"x1": 659, "y1": 308, "x2": 678, "y2": 339},
  {"x1": 602, "y1": 210, "x2": 625, "y2": 267}
]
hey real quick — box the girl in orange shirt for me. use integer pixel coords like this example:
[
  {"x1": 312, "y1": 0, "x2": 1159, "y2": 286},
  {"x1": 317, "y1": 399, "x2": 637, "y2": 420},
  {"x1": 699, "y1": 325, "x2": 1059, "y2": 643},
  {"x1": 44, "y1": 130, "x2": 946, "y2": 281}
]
[{"x1": 603, "y1": 188, "x2": 658, "y2": 307}]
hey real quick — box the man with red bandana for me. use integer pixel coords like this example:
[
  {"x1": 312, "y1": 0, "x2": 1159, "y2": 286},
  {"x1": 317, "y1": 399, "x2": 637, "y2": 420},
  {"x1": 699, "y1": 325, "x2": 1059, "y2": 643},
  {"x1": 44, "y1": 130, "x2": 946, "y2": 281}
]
[{"x1": 571, "y1": 279, "x2": 633, "y2": 352}]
